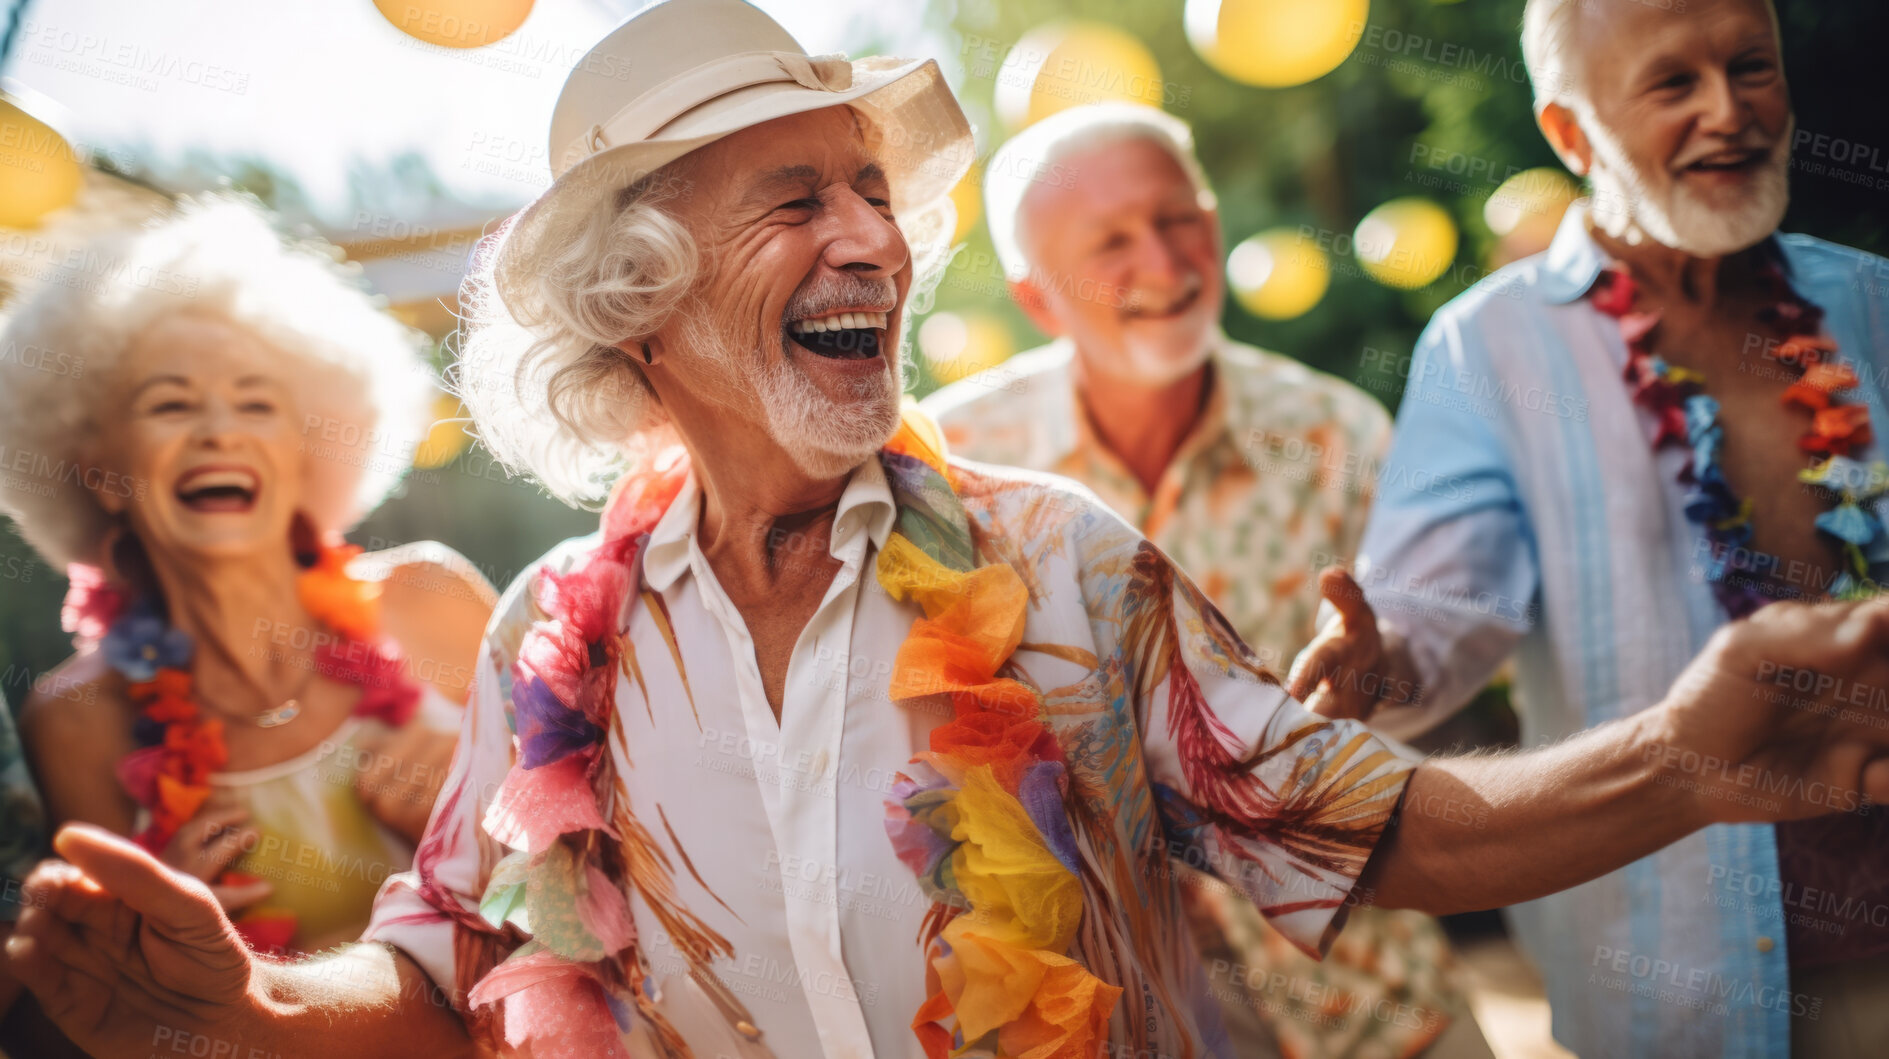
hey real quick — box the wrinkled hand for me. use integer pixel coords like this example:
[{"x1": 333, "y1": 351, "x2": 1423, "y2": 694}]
[
  {"x1": 5, "y1": 824, "x2": 257, "y2": 1059},
  {"x1": 1653, "y1": 597, "x2": 1889, "y2": 824},
  {"x1": 1287, "y1": 568, "x2": 1388, "y2": 720},
  {"x1": 159, "y1": 798, "x2": 272, "y2": 912},
  {"x1": 353, "y1": 722, "x2": 458, "y2": 845}
]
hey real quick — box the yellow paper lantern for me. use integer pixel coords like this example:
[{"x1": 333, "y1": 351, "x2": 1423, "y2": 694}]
[
  {"x1": 994, "y1": 22, "x2": 1165, "y2": 130},
  {"x1": 374, "y1": 0, "x2": 534, "y2": 49},
  {"x1": 919, "y1": 311, "x2": 1014, "y2": 384},
  {"x1": 949, "y1": 164, "x2": 983, "y2": 245},
  {"x1": 1355, "y1": 198, "x2": 1458, "y2": 290},
  {"x1": 0, "y1": 99, "x2": 83, "y2": 229},
  {"x1": 1228, "y1": 229, "x2": 1329, "y2": 320},
  {"x1": 1485, "y1": 166, "x2": 1579, "y2": 261},
  {"x1": 1185, "y1": 0, "x2": 1369, "y2": 88},
  {"x1": 413, "y1": 392, "x2": 474, "y2": 469}
]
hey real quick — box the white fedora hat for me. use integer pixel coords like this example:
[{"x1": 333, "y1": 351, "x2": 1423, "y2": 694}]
[{"x1": 494, "y1": 0, "x2": 974, "y2": 306}]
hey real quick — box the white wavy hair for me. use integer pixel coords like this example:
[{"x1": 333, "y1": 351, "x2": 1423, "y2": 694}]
[
  {"x1": 454, "y1": 119, "x2": 956, "y2": 508},
  {"x1": 985, "y1": 102, "x2": 1214, "y2": 282},
  {"x1": 1521, "y1": 0, "x2": 1780, "y2": 111},
  {"x1": 0, "y1": 196, "x2": 435, "y2": 570}
]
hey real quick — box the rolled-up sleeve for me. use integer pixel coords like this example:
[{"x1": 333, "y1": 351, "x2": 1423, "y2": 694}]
[
  {"x1": 1355, "y1": 319, "x2": 1537, "y2": 739},
  {"x1": 1133, "y1": 548, "x2": 1416, "y2": 958}
]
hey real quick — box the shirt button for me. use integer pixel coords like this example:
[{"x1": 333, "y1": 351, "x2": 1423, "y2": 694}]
[{"x1": 1756, "y1": 936, "x2": 1775, "y2": 953}]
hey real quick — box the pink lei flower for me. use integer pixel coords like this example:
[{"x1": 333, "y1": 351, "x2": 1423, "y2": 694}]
[{"x1": 62, "y1": 563, "x2": 127, "y2": 646}]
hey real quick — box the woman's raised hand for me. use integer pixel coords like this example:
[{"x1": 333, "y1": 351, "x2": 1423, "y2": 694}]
[{"x1": 157, "y1": 798, "x2": 272, "y2": 912}]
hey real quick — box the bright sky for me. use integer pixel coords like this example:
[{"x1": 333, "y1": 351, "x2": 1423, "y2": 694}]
[{"x1": 3, "y1": 0, "x2": 949, "y2": 225}]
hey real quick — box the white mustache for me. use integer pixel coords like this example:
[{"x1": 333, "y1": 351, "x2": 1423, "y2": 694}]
[
  {"x1": 784, "y1": 277, "x2": 897, "y2": 322},
  {"x1": 1124, "y1": 272, "x2": 1205, "y2": 315}
]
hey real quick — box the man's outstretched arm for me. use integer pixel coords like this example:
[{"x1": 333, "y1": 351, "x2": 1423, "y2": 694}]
[
  {"x1": 5, "y1": 826, "x2": 471, "y2": 1059},
  {"x1": 1363, "y1": 597, "x2": 1889, "y2": 915}
]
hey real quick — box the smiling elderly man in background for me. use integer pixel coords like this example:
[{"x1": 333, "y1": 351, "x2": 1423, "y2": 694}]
[
  {"x1": 1292, "y1": 0, "x2": 1889, "y2": 1055},
  {"x1": 14, "y1": 2, "x2": 1889, "y2": 1059},
  {"x1": 923, "y1": 103, "x2": 1488, "y2": 1059}
]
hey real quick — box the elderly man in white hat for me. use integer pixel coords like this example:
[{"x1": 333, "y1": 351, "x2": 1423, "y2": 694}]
[{"x1": 13, "y1": 2, "x2": 1889, "y2": 1058}]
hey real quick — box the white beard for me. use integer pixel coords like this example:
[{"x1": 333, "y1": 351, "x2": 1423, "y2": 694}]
[
  {"x1": 754, "y1": 338, "x2": 903, "y2": 479},
  {"x1": 677, "y1": 311, "x2": 903, "y2": 479},
  {"x1": 1114, "y1": 329, "x2": 1213, "y2": 387},
  {"x1": 1584, "y1": 112, "x2": 1792, "y2": 258},
  {"x1": 1069, "y1": 273, "x2": 1214, "y2": 387}
]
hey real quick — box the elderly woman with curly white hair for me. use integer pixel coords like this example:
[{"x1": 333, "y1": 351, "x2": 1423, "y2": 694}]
[{"x1": 0, "y1": 197, "x2": 495, "y2": 956}]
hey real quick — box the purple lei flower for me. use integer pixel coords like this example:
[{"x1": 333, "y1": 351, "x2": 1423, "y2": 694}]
[
  {"x1": 102, "y1": 604, "x2": 193, "y2": 682},
  {"x1": 1019, "y1": 760, "x2": 1082, "y2": 874},
  {"x1": 512, "y1": 673, "x2": 603, "y2": 770}
]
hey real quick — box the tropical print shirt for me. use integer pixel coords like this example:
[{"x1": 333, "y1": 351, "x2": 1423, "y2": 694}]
[
  {"x1": 365, "y1": 443, "x2": 1413, "y2": 1058},
  {"x1": 927, "y1": 339, "x2": 1465, "y2": 1058},
  {"x1": 925, "y1": 333, "x2": 1392, "y2": 673}
]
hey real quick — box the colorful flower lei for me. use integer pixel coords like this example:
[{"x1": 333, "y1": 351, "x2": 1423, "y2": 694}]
[
  {"x1": 1591, "y1": 257, "x2": 1888, "y2": 616},
  {"x1": 70, "y1": 542, "x2": 422, "y2": 953},
  {"x1": 466, "y1": 409, "x2": 1119, "y2": 1058}
]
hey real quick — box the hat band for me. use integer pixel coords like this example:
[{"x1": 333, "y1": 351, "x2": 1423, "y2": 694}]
[{"x1": 558, "y1": 49, "x2": 855, "y2": 175}]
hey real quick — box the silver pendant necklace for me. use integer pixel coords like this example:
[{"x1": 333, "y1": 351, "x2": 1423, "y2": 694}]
[{"x1": 255, "y1": 699, "x2": 303, "y2": 728}]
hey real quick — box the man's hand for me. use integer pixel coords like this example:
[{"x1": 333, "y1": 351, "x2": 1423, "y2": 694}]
[
  {"x1": 5, "y1": 824, "x2": 255, "y2": 1059},
  {"x1": 1651, "y1": 596, "x2": 1889, "y2": 823},
  {"x1": 1287, "y1": 568, "x2": 1388, "y2": 720},
  {"x1": 1366, "y1": 596, "x2": 1889, "y2": 915}
]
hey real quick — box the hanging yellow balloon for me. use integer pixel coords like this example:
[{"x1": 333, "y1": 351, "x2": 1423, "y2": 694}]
[
  {"x1": 1228, "y1": 228, "x2": 1329, "y2": 320},
  {"x1": 919, "y1": 311, "x2": 1014, "y2": 384},
  {"x1": 1185, "y1": 0, "x2": 1369, "y2": 88},
  {"x1": 374, "y1": 0, "x2": 534, "y2": 49},
  {"x1": 413, "y1": 392, "x2": 474, "y2": 469},
  {"x1": 1485, "y1": 167, "x2": 1579, "y2": 258},
  {"x1": 993, "y1": 22, "x2": 1165, "y2": 130},
  {"x1": 0, "y1": 99, "x2": 83, "y2": 229},
  {"x1": 1355, "y1": 198, "x2": 1458, "y2": 290}
]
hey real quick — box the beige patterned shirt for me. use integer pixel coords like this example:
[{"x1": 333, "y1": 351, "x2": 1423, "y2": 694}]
[{"x1": 924, "y1": 333, "x2": 1391, "y2": 670}]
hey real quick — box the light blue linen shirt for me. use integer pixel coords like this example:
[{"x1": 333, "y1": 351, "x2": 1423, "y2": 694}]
[{"x1": 1357, "y1": 205, "x2": 1889, "y2": 1058}]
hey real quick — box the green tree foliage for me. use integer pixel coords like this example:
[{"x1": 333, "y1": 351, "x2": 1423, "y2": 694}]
[{"x1": 923, "y1": 0, "x2": 1889, "y2": 407}]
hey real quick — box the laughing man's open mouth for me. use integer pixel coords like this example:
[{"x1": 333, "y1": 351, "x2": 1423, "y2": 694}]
[
  {"x1": 1683, "y1": 146, "x2": 1769, "y2": 176},
  {"x1": 787, "y1": 310, "x2": 888, "y2": 360},
  {"x1": 1124, "y1": 285, "x2": 1202, "y2": 322}
]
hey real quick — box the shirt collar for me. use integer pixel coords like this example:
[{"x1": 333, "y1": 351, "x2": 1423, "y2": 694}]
[
  {"x1": 1199, "y1": 330, "x2": 1240, "y2": 439},
  {"x1": 640, "y1": 456, "x2": 898, "y2": 593},
  {"x1": 1538, "y1": 201, "x2": 1609, "y2": 305},
  {"x1": 1536, "y1": 200, "x2": 1794, "y2": 305}
]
